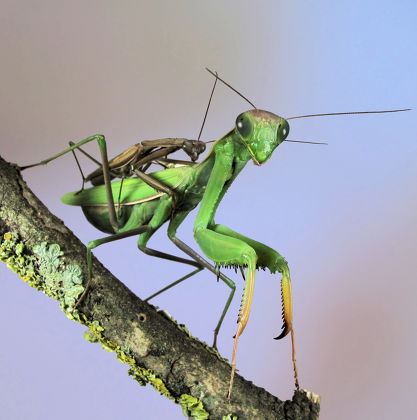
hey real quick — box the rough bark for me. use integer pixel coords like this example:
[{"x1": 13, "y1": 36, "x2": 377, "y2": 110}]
[{"x1": 0, "y1": 155, "x2": 320, "y2": 419}]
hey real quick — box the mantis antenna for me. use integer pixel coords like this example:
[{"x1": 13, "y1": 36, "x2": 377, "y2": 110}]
[
  {"x1": 284, "y1": 109, "x2": 410, "y2": 143},
  {"x1": 284, "y1": 139, "x2": 327, "y2": 145},
  {"x1": 206, "y1": 67, "x2": 257, "y2": 109},
  {"x1": 198, "y1": 70, "x2": 218, "y2": 141},
  {"x1": 287, "y1": 109, "x2": 411, "y2": 120}
]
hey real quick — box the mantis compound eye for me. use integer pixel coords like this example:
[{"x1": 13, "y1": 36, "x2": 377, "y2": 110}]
[
  {"x1": 277, "y1": 120, "x2": 290, "y2": 142},
  {"x1": 197, "y1": 142, "x2": 206, "y2": 153},
  {"x1": 183, "y1": 140, "x2": 194, "y2": 153},
  {"x1": 236, "y1": 114, "x2": 252, "y2": 138}
]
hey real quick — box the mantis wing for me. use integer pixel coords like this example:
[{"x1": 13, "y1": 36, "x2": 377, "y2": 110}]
[{"x1": 61, "y1": 166, "x2": 192, "y2": 206}]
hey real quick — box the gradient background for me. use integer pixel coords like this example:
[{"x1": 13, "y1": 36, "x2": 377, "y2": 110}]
[{"x1": 1, "y1": 1, "x2": 416, "y2": 419}]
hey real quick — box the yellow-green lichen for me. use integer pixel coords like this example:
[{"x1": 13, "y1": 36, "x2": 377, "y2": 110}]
[
  {"x1": 83, "y1": 318, "x2": 211, "y2": 419},
  {"x1": 82, "y1": 317, "x2": 174, "y2": 400},
  {"x1": 0, "y1": 232, "x2": 84, "y2": 316},
  {"x1": 1, "y1": 232, "x2": 38, "y2": 285},
  {"x1": 83, "y1": 319, "x2": 120, "y2": 353},
  {"x1": 179, "y1": 394, "x2": 209, "y2": 420},
  {"x1": 222, "y1": 415, "x2": 238, "y2": 420},
  {"x1": 83, "y1": 320, "x2": 104, "y2": 343},
  {"x1": 128, "y1": 363, "x2": 173, "y2": 399},
  {"x1": 83, "y1": 329, "x2": 99, "y2": 343}
]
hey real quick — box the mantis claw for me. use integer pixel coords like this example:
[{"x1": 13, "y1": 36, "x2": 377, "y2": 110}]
[
  {"x1": 274, "y1": 321, "x2": 291, "y2": 340},
  {"x1": 272, "y1": 271, "x2": 300, "y2": 389},
  {"x1": 274, "y1": 272, "x2": 293, "y2": 339}
]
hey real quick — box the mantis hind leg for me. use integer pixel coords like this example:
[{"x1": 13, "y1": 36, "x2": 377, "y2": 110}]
[
  {"x1": 67, "y1": 140, "x2": 117, "y2": 193},
  {"x1": 20, "y1": 134, "x2": 120, "y2": 232}
]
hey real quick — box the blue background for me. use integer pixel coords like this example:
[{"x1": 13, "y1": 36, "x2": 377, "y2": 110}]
[{"x1": 1, "y1": 1, "x2": 416, "y2": 419}]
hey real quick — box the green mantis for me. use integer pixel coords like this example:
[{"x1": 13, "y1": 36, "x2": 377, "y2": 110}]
[{"x1": 19, "y1": 69, "x2": 410, "y2": 400}]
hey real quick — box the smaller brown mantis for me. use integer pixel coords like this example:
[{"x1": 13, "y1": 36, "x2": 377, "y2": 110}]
[{"x1": 66, "y1": 137, "x2": 207, "y2": 203}]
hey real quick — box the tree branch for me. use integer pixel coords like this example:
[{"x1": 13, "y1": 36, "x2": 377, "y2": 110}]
[{"x1": 0, "y1": 156, "x2": 320, "y2": 419}]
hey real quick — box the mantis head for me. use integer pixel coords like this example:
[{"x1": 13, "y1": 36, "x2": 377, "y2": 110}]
[
  {"x1": 235, "y1": 109, "x2": 289, "y2": 165},
  {"x1": 182, "y1": 140, "x2": 206, "y2": 161}
]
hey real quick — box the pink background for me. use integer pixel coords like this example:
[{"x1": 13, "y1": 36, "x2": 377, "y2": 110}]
[{"x1": 1, "y1": 1, "x2": 416, "y2": 419}]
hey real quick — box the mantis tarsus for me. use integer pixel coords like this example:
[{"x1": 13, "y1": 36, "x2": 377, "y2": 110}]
[{"x1": 19, "y1": 69, "x2": 410, "y2": 399}]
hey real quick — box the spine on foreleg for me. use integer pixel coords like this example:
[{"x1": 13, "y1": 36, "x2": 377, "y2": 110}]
[{"x1": 275, "y1": 271, "x2": 292, "y2": 339}]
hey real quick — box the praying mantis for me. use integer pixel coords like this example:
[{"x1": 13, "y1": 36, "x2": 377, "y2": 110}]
[{"x1": 19, "y1": 69, "x2": 409, "y2": 399}]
